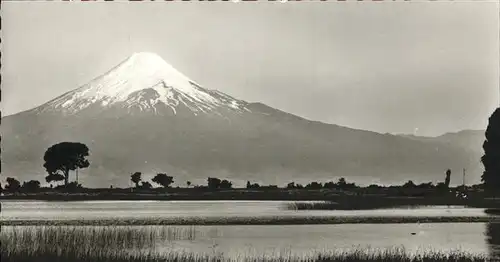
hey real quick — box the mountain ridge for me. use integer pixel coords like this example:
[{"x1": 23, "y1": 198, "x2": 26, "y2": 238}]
[{"x1": 1, "y1": 53, "x2": 486, "y2": 188}]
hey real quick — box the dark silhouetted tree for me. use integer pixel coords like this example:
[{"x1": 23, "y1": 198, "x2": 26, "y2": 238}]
[
  {"x1": 402, "y1": 180, "x2": 416, "y2": 188},
  {"x1": 45, "y1": 173, "x2": 65, "y2": 187},
  {"x1": 220, "y1": 179, "x2": 232, "y2": 189},
  {"x1": 22, "y1": 180, "x2": 41, "y2": 192},
  {"x1": 43, "y1": 142, "x2": 90, "y2": 186},
  {"x1": 305, "y1": 182, "x2": 322, "y2": 189},
  {"x1": 140, "y1": 181, "x2": 153, "y2": 189},
  {"x1": 207, "y1": 177, "x2": 221, "y2": 189},
  {"x1": 286, "y1": 182, "x2": 295, "y2": 189},
  {"x1": 186, "y1": 181, "x2": 192, "y2": 188},
  {"x1": 5, "y1": 177, "x2": 21, "y2": 192},
  {"x1": 337, "y1": 178, "x2": 347, "y2": 187},
  {"x1": 0, "y1": 182, "x2": 2, "y2": 194},
  {"x1": 246, "y1": 181, "x2": 260, "y2": 189},
  {"x1": 444, "y1": 169, "x2": 451, "y2": 188},
  {"x1": 486, "y1": 222, "x2": 500, "y2": 259},
  {"x1": 324, "y1": 181, "x2": 336, "y2": 189},
  {"x1": 482, "y1": 108, "x2": 500, "y2": 190},
  {"x1": 131, "y1": 172, "x2": 142, "y2": 188},
  {"x1": 152, "y1": 173, "x2": 174, "y2": 188}
]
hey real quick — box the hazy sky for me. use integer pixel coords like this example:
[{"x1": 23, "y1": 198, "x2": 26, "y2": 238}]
[{"x1": 2, "y1": 2, "x2": 499, "y2": 136}]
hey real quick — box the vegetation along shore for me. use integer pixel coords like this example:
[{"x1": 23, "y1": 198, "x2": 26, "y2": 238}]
[{"x1": 0, "y1": 225, "x2": 493, "y2": 262}]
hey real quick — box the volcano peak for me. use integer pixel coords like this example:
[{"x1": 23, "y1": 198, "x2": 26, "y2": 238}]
[{"x1": 39, "y1": 53, "x2": 248, "y2": 115}]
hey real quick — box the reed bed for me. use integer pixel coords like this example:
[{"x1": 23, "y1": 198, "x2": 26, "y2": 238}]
[{"x1": 0, "y1": 225, "x2": 493, "y2": 262}]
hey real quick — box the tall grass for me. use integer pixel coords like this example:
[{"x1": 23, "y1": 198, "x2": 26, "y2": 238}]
[{"x1": 0, "y1": 226, "x2": 492, "y2": 262}]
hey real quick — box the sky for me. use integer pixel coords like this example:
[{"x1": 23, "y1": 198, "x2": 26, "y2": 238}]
[{"x1": 1, "y1": 1, "x2": 499, "y2": 137}]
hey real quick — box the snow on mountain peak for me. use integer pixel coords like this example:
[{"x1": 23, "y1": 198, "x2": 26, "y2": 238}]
[{"x1": 41, "y1": 52, "x2": 249, "y2": 115}]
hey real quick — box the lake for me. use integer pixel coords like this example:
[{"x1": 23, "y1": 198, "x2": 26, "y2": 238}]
[
  {"x1": 0, "y1": 200, "x2": 492, "y2": 220},
  {"x1": 1, "y1": 200, "x2": 499, "y2": 260}
]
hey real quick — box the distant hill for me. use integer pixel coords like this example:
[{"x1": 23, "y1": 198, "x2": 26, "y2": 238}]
[{"x1": 0, "y1": 52, "x2": 486, "y2": 188}]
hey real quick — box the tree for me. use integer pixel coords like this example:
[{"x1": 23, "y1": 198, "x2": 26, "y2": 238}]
[
  {"x1": 444, "y1": 169, "x2": 451, "y2": 188},
  {"x1": 402, "y1": 180, "x2": 416, "y2": 188},
  {"x1": 45, "y1": 173, "x2": 65, "y2": 186},
  {"x1": 286, "y1": 182, "x2": 296, "y2": 189},
  {"x1": 220, "y1": 179, "x2": 233, "y2": 189},
  {"x1": 43, "y1": 142, "x2": 90, "y2": 186},
  {"x1": 131, "y1": 172, "x2": 142, "y2": 188},
  {"x1": 207, "y1": 177, "x2": 221, "y2": 189},
  {"x1": 5, "y1": 177, "x2": 21, "y2": 192},
  {"x1": 140, "y1": 181, "x2": 152, "y2": 189},
  {"x1": 337, "y1": 177, "x2": 347, "y2": 187},
  {"x1": 482, "y1": 108, "x2": 500, "y2": 190},
  {"x1": 305, "y1": 182, "x2": 322, "y2": 189},
  {"x1": 186, "y1": 181, "x2": 192, "y2": 188},
  {"x1": 324, "y1": 181, "x2": 336, "y2": 189},
  {"x1": 22, "y1": 180, "x2": 41, "y2": 192},
  {"x1": 246, "y1": 181, "x2": 260, "y2": 189},
  {"x1": 152, "y1": 173, "x2": 174, "y2": 188}
]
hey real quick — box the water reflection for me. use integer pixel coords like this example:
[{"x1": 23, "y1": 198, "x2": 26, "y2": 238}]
[{"x1": 486, "y1": 221, "x2": 500, "y2": 260}]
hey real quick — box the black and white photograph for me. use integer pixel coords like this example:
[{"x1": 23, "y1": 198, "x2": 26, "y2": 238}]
[{"x1": 1, "y1": 1, "x2": 499, "y2": 261}]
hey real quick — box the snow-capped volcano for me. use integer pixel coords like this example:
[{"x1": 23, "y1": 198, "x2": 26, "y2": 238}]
[
  {"x1": 1, "y1": 52, "x2": 484, "y2": 188},
  {"x1": 39, "y1": 52, "x2": 249, "y2": 115}
]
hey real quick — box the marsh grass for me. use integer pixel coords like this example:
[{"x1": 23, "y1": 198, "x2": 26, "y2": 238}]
[{"x1": 0, "y1": 226, "x2": 491, "y2": 262}]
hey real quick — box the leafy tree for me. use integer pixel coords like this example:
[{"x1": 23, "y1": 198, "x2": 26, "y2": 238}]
[
  {"x1": 22, "y1": 180, "x2": 41, "y2": 192},
  {"x1": 295, "y1": 184, "x2": 304, "y2": 189},
  {"x1": 186, "y1": 181, "x2": 192, "y2": 188},
  {"x1": 337, "y1": 178, "x2": 347, "y2": 187},
  {"x1": 305, "y1": 182, "x2": 322, "y2": 189},
  {"x1": 482, "y1": 108, "x2": 500, "y2": 190},
  {"x1": 131, "y1": 172, "x2": 142, "y2": 188},
  {"x1": 246, "y1": 181, "x2": 260, "y2": 189},
  {"x1": 207, "y1": 177, "x2": 221, "y2": 189},
  {"x1": 45, "y1": 173, "x2": 65, "y2": 186},
  {"x1": 207, "y1": 177, "x2": 232, "y2": 189},
  {"x1": 5, "y1": 177, "x2": 21, "y2": 192},
  {"x1": 324, "y1": 181, "x2": 336, "y2": 189},
  {"x1": 220, "y1": 179, "x2": 233, "y2": 189},
  {"x1": 43, "y1": 142, "x2": 90, "y2": 186},
  {"x1": 402, "y1": 180, "x2": 416, "y2": 188},
  {"x1": 140, "y1": 181, "x2": 152, "y2": 189},
  {"x1": 444, "y1": 169, "x2": 451, "y2": 188},
  {"x1": 152, "y1": 173, "x2": 174, "y2": 188},
  {"x1": 286, "y1": 182, "x2": 296, "y2": 189}
]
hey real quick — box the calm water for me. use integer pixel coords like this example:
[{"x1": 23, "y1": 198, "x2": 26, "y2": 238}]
[
  {"x1": 2, "y1": 223, "x2": 500, "y2": 260},
  {"x1": 0, "y1": 200, "x2": 492, "y2": 220},
  {"x1": 1, "y1": 200, "x2": 499, "y2": 259}
]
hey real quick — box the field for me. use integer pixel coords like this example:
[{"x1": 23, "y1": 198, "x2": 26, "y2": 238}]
[{"x1": 0, "y1": 225, "x2": 492, "y2": 262}]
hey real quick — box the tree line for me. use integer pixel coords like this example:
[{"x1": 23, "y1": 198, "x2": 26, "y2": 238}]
[{"x1": 2, "y1": 105, "x2": 500, "y2": 195}]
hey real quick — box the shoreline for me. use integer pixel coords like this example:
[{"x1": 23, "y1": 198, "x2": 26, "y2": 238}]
[{"x1": 2, "y1": 216, "x2": 500, "y2": 226}]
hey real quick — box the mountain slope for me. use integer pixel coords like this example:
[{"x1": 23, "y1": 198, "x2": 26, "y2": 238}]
[{"x1": 1, "y1": 53, "x2": 485, "y2": 187}]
